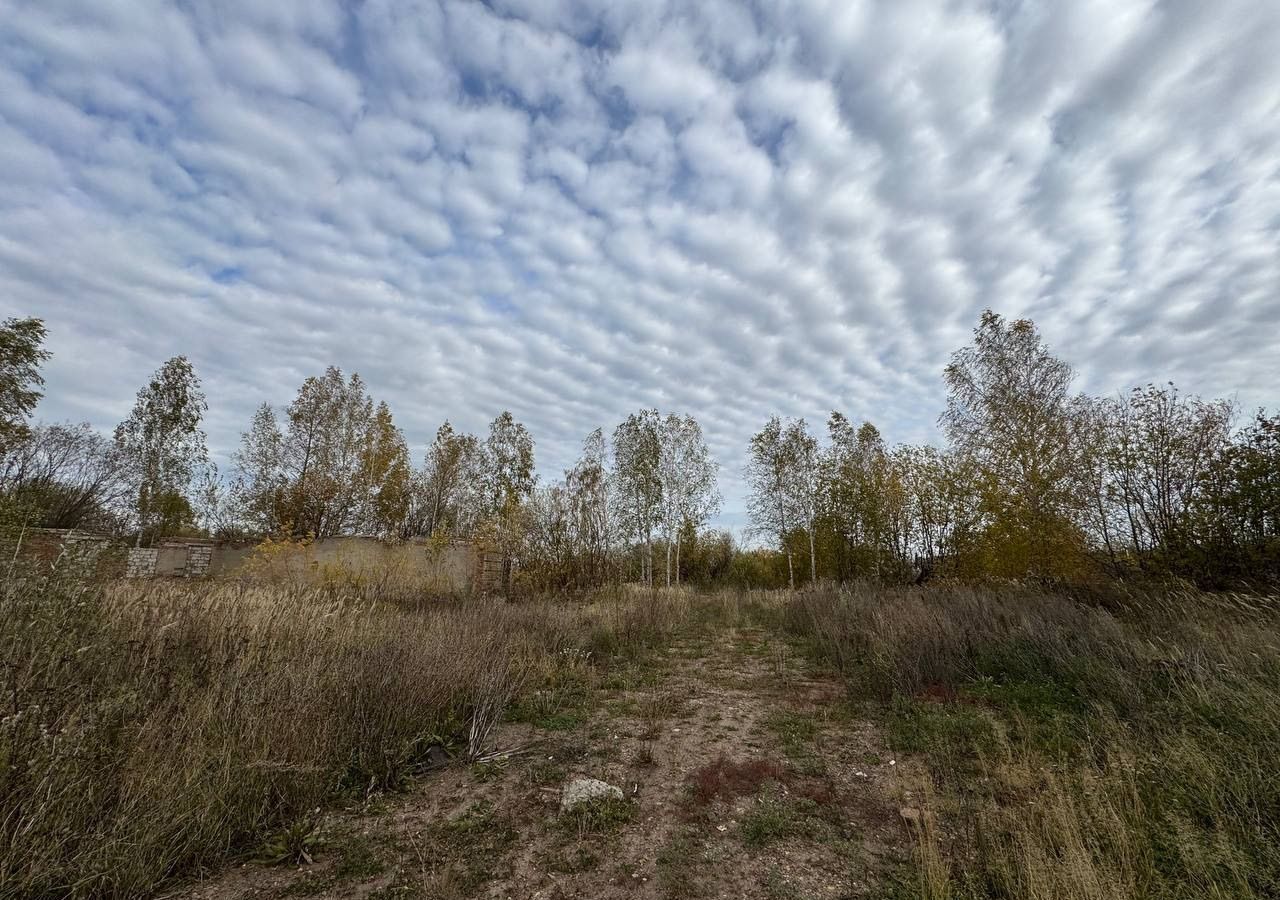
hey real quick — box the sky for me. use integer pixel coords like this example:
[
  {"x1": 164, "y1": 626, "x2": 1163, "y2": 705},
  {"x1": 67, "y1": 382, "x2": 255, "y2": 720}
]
[{"x1": 2, "y1": 0, "x2": 1279, "y2": 534}]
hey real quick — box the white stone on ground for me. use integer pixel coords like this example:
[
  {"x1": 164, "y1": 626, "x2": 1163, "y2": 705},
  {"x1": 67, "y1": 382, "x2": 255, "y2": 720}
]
[{"x1": 560, "y1": 777, "x2": 623, "y2": 810}]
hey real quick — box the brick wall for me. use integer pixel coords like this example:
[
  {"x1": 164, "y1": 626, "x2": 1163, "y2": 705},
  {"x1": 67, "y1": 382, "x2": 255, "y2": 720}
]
[{"x1": 125, "y1": 547, "x2": 158, "y2": 578}]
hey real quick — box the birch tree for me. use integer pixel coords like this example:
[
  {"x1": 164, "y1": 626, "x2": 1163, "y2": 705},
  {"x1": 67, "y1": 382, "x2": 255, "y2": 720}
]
[
  {"x1": 657, "y1": 413, "x2": 721, "y2": 585},
  {"x1": 941, "y1": 310, "x2": 1085, "y2": 576},
  {"x1": 113, "y1": 356, "x2": 208, "y2": 546},
  {"x1": 480, "y1": 411, "x2": 535, "y2": 590},
  {"x1": 612, "y1": 409, "x2": 662, "y2": 585},
  {"x1": 1105, "y1": 383, "x2": 1233, "y2": 559},
  {"x1": 566, "y1": 427, "x2": 613, "y2": 584},
  {"x1": 745, "y1": 416, "x2": 798, "y2": 588},
  {"x1": 277, "y1": 367, "x2": 374, "y2": 538},
  {"x1": 358, "y1": 401, "x2": 411, "y2": 537},
  {"x1": 405, "y1": 421, "x2": 481, "y2": 538},
  {"x1": 232, "y1": 403, "x2": 286, "y2": 534},
  {"x1": 786, "y1": 419, "x2": 821, "y2": 584},
  {"x1": 233, "y1": 369, "x2": 413, "y2": 538}
]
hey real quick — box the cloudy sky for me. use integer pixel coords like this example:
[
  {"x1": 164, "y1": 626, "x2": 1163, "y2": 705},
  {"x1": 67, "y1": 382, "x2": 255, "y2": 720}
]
[{"x1": 3, "y1": 0, "x2": 1279, "y2": 531}]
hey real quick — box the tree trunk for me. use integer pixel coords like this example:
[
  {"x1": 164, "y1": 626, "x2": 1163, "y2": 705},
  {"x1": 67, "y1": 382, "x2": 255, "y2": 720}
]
[
  {"x1": 786, "y1": 548, "x2": 795, "y2": 590},
  {"x1": 675, "y1": 531, "x2": 681, "y2": 585},
  {"x1": 134, "y1": 481, "x2": 149, "y2": 548},
  {"x1": 808, "y1": 524, "x2": 817, "y2": 583},
  {"x1": 645, "y1": 529, "x2": 653, "y2": 587},
  {"x1": 665, "y1": 536, "x2": 672, "y2": 587}
]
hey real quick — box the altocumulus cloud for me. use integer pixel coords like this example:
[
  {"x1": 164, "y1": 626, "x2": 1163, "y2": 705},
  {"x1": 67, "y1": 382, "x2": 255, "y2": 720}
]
[{"x1": 2, "y1": 0, "x2": 1279, "y2": 530}]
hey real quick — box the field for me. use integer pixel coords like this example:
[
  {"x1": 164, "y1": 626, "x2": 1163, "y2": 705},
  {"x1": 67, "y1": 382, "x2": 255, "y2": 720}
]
[{"x1": 3, "y1": 567, "x2": 1278, "y2": 899}]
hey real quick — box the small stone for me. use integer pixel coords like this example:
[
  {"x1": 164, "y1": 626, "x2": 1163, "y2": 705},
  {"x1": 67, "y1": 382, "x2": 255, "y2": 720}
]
[
  {"x1": 560, "y1": 777, "x2": 623, "y2": 810},
  {"x1": 899, "y1": 807, "x2": 921, "y2": 823}
]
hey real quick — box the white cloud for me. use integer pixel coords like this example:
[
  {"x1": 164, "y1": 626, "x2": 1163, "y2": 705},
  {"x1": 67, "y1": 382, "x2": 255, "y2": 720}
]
[{"x1": 2, "y1": 0, "x2": 1279, "y2": 533}]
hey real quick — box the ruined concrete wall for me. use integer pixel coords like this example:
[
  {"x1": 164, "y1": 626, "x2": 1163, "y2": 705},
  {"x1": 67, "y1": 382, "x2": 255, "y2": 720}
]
[
  {"x1": 126, "y1": 547, "x2": 158, "y2": 578},
  {"x1": 211, "y1": 537, "x2": 477, "y2": 596},
  {"x1": 15, "y1": 528, "x2": 121, "y2": 575},
  {"x1": 109, "y1": 534, "x2": 477, "y2": 596}
]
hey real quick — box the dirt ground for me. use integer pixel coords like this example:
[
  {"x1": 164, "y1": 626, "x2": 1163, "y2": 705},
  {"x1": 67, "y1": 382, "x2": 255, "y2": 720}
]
[{"x1": 165, "y1": 617, "x2": 923, "y2": 900}]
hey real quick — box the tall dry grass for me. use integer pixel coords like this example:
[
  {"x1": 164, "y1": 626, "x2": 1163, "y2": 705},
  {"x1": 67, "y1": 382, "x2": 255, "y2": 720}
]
[
  {"x1": 0, "y1": 563, "x2": 693, "y2": 899},
  {"x1": 784, "y1": 582, "x2": 1280, "y2": 900}
]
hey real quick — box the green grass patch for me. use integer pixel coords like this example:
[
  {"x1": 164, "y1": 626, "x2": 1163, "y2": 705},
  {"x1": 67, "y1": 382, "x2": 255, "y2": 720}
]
[
  {"x1": 656, "y1": 827, "x2": 707, "y2": 898},
  {"x1": 559, "y1": 796, "x2": 635, "y2": 836},
  {"x1": 762, "y1": 709, "x2": 820, "y2": 758},
  {"x1": 739, "y1": 791, "x2": 825, "y2": 848},
  {"x1": 414, "y1": 800, "x2": 518, "y2": 895},
  {"x1": 332, "y1": 833, "x2": 388, "y2": 881},
  {"x1": 885, "y1": 697, "x2": 999, "y2": 757},
  {"x1": 539, "y1": 844, "x2": 601, "y2": 874}
]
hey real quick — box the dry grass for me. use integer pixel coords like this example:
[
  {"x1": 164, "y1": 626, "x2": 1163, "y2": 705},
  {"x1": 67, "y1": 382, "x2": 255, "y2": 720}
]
[
  {"x1": 784, "y1": 582, "x2": 1280, "y2": 900},
  {"x1": 0, "y1": 563, "x2": 696, "y2": 899},
  {"x1": 687, "y1": 755, "x2": 788, "y2": 806}
]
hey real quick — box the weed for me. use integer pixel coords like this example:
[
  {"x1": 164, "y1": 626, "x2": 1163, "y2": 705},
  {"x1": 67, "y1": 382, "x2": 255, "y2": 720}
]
[
  {"x1": 528, "y1": 760, "x2": 567, "y2": 786},
  {"x1": 634, "y1": 737, "x2": 656, "y2": 767},
  {"x1": 254, "y1": 814, "x2": 322, "y2": 866},
  {"x1": 764, "y1": 866, "x2": 804, "y2": 899},
  {"x1": 0, "y1": 566, "x2": 709, "y2": 899},
  {"x1": 469, "y1": 760, "x2": 506, "y2": 783},
  {"x1": 740, "y1": 803, "x2": 790, "y2": 847},
  {"x1": 763, "y1": 709, "x2": 820, "y2": 758},
  {"x1": 540, "y1": 845, "x2": 601, "y2": 874},
  {"x1": 688, "y1": 755, "x2": 787, "y2": 806},
  {"x1": 656, "y1": 828, "x2": 706, "y2": 898},
  {"x1": 884, "y1": 696, "x2": 1000, "y2": 769},
  {"x1": 332, "y1": 833, "x2": 387, "y2": 881},
  {"x1": 560, "y1": 796, "x2": 634, "y2": 836},
  {"x1": 637, "y1": 688, "x2": 683, "y2": 738},
  {"x1": 425, "y1": 801, "x2": 518, "y2": 893}
]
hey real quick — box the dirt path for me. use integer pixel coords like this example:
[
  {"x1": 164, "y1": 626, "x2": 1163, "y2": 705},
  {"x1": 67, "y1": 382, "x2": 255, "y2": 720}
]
[{"x1": 170, "y1": 618, "x2": 921, "y2": 900}]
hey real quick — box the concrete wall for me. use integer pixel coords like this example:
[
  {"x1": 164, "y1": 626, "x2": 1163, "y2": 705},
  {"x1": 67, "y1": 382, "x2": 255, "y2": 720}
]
[
  {"x1": 17, "y1": 528, "x2": 120, "y2": 574},
  {"x1": 212, "y1": 536, "x2": 477, "y2": 595},
  {"x1": 26, "y1": 529, "x2": 481, "y2": 596}
]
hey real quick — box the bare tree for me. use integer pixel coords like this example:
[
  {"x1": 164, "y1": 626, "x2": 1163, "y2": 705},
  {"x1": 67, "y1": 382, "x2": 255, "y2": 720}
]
[
  {"x1": 1105, "y1": 383, "x2": 1233, "y2": 559},
  {"x1": 0, "y1": 421, "x2": 127, "y2": 530}
]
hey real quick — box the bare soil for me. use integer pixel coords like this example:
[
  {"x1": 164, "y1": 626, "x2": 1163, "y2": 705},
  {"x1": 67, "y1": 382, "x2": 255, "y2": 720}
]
[{"x1": 165, "y1": 620, "x2": 921, "y2": 900}]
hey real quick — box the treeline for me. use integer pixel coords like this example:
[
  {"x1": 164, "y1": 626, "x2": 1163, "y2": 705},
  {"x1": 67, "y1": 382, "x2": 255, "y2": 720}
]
[
  {"x1": 0, "y1": 321, "x2": 727, "y2": 591},
  {"x1": 743, "y1": 311, "x2": 1280, "y2": 588},
  {"x1": 2, "y1": 311, "x2": 1277, "y2": 590}
]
